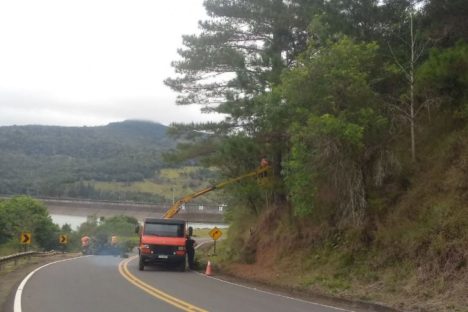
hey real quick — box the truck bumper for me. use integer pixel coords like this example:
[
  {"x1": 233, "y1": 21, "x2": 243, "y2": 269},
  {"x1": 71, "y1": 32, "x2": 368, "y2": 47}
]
[{"x1": 140, "y1": 253, "x2": 185, "y2": 265}]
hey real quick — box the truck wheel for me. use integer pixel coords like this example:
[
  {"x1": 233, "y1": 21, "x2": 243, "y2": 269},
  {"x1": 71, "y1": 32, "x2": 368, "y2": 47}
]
[
  {"x1": 138, "y1": 257, "x2": 144, "y2": 271},
  {"x1": 177, "y1": 260, "x2": 186, "y2": 272}
]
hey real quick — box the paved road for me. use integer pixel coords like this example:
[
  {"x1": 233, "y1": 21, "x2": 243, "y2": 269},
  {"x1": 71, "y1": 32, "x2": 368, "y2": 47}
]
[{"x1": 16, "y1": 255, "x2": 354, "y2": 312}]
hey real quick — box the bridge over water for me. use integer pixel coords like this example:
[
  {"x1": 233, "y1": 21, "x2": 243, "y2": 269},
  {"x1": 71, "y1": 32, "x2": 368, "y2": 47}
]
[{"x1": 43, "y1": 198, "x2": 225, "y2": 223}]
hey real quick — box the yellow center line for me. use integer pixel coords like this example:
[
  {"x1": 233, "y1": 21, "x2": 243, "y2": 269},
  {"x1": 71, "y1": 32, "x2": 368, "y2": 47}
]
[{"x1": 118, "y1": 256, "x2": 208, "y2": 312}]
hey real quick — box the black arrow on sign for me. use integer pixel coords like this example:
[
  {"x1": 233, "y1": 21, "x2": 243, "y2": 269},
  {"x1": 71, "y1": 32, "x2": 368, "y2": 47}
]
[{"x1": 22, "y1": 233, "x2": 30, "y2": 243}]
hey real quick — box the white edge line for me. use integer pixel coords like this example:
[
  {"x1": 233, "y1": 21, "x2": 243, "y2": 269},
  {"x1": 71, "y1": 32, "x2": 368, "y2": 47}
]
[
  {"x1": 13, "y1": 255, "x2": 90, "y2": 312},
  {"x1": 194, "y1": 240, "x2": 353, "y2": 311},
  {"x1": 136, "y1": 239, "x2": 353, "y2": 311},
  {"x1": 194, "y1": 241, "x2": 210, "y2": 250},
  {"x1": 195, "y1": 272, "x2": 355, "y2": 312}
]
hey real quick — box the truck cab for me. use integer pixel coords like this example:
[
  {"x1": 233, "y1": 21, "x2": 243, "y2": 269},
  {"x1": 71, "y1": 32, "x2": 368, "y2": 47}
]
[{"x1": 137, "y1": 218, "x2": 187, "y2": 271}]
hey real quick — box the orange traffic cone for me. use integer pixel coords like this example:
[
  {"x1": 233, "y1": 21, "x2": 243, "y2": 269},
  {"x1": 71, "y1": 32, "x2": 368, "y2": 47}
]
[{"x1": 205, "y1": 260, "x2": 212, "y2": 276}]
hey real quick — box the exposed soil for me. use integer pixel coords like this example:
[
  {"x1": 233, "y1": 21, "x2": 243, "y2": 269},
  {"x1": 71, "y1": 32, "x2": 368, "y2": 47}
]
[
  {"x1": 216, "y1": 262, "x2": 400, "y2": 312},
  {"x1": 197, "y1": 242, "x2": 398, "y2": 312},
  {"x1": 214, "y1": 254, "x2": 467, "y2": 312},
  {"x1": 196, "y1": 239, "x2": 467, "y2": 312}
]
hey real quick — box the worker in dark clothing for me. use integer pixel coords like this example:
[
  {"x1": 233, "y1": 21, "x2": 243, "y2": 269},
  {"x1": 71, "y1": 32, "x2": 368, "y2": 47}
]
[
  {"x1": 185, "y1": 233, "x2": 196, "y2": 270},
  {"x1": 259, "y1": 156, "x2": 270, "y2": 178}
]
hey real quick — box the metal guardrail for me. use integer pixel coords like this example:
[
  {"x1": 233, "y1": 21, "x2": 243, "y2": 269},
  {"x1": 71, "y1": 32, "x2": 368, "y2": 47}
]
[
  {"x1": 1, "y1": 195, "x2": 227, "y2": 214},
  {"x1": 0, "y1": 250, "x2": 59, "y2": 271},
  {"x1": 0, "y1": 251, "x2": 37, "y2": 270}
]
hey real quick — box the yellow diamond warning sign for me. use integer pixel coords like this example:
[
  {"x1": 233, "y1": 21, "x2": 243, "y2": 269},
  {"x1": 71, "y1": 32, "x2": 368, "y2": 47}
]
[
  {"x1": 59, "y1": 234, "x2": 68, "y2": 244},
  {"x1": 20, "y1": 232, "x2": 31, "y2": 244},
  {"x1": 208, "y1": 227, "x2": 223, "y2": 241}
]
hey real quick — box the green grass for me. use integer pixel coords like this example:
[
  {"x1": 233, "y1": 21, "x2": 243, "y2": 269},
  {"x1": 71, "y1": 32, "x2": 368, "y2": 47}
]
[
  {"x1": 160, "y1": 167, "x2": 201, "y2": 179},
  {"x1": 94, "y1": 180, "x2": 185, "y2": 196},
  {"x1": 192, "y1": 228, "x2": 212, "y2": 238},
  {"x1": 91, "y1": 166, "x2": 221, "y2": 202},
  {"x1": 0, "y1": 241, "x2": 25, "y2": 257}
]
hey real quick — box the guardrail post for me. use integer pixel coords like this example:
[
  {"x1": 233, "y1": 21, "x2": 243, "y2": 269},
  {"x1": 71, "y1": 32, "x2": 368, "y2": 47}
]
[{"x1": 0, "y1": 251, "x2": 38, "y2": 271}]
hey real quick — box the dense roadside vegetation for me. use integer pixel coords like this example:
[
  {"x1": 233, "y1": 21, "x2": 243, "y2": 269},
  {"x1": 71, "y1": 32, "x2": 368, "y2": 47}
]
[
  {"x1": 0, "y1": 196, "x2": 139, "y2": 256},
  {"x1": 0, "y1": 1, "x2": 466, "y2": 310},
  {"x1": 0, "y1": 196, "x2": 59, "y2": 254},
  {"x1": 165, "y1": 1, "x2": 468, "y2": 311}
]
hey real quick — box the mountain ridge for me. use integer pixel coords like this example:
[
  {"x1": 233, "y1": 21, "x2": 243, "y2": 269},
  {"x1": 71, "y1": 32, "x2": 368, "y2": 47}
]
[{"x1": 0, "y1": 120, "x2": 178, "y2": 199}]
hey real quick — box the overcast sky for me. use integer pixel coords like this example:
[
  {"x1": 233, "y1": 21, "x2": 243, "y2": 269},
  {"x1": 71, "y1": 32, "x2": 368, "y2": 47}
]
[{"x1": 0, "y1": 0, "x2": 223, "y2": 127}]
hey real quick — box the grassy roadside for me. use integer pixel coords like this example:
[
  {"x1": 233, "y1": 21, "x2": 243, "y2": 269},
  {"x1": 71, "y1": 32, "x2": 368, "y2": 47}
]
[
  {"x1": 204, "y1": 216, "x2": 467, "y2": 312},
  {"x1": 199, "y1": 127, "x2": 468, "y2": 312},
  {"x1": 201, "y1": 229, "x2": 467, "y2": 312},
  {"x1": 192, "y1": 227, "x2": 216, "y2": 239},
  {"x1": 193, "y1": 239, "x2": 399, "y2": 312}
]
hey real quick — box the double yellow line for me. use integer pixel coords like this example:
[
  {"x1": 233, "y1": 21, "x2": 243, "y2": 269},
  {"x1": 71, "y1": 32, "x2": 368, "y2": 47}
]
[{"x1": 118, "y1": 256, "x2": 208, "y2": 312}]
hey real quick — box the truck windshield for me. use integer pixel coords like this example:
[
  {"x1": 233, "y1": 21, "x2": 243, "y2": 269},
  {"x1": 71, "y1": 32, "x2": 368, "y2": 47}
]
[{"x1": 143, "y1": 223, "x2": 184, "y2": 237}]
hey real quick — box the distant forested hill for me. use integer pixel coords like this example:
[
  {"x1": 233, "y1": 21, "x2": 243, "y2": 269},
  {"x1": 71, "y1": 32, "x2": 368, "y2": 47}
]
[{"x1": 0, "y1": 120, "x2": 180, "y2": 199}]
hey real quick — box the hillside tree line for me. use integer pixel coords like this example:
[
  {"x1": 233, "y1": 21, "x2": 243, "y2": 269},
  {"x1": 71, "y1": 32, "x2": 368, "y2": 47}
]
[{"x1": 165, "y1": 1, "x2": 468, "y2": 301}]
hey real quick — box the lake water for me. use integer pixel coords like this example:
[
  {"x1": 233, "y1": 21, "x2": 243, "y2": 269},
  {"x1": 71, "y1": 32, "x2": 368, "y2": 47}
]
[{"x1": 51, "y1": 214, "x2": 228, "y2": 230}]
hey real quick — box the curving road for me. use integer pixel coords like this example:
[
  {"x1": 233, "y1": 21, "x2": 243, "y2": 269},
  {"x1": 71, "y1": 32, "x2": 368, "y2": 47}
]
[{"x1": 15, "y1": 254, "x2": 355, "y2": 312}]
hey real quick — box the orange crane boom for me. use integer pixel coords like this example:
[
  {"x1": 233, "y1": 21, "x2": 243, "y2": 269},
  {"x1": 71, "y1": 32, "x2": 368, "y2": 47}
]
[{"x1": 163, "y1": 165, "x2": 270, "y2": 219}]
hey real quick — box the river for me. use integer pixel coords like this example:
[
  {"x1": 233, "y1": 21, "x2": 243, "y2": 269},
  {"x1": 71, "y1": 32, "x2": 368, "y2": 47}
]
[{"x1": 50, "y1": 214, "x2": 228, "y2": 230}]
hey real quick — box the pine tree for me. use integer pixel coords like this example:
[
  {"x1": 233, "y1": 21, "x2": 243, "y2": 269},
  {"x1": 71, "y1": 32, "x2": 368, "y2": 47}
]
[{"x1": 165, "y1": 0, "x2": 322, "y2": 202}]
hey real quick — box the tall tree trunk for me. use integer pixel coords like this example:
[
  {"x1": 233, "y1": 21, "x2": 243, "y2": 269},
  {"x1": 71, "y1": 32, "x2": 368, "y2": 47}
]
[{"x1": 410, "y1": 11, "x2": 416, "y2": 162}]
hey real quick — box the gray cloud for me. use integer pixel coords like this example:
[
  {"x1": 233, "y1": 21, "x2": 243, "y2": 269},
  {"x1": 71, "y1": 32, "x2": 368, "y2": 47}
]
[
  {"x1": 0, "y1": 90, "x2": 222, "y2": 126},
  {"x1": 0, "y1": 0, "x2": 223, "y2": 127}
]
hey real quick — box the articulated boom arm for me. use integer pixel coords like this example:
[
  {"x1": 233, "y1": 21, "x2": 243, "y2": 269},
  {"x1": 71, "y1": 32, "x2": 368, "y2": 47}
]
[{"x1": 163, "y1": 166, "x2": 270, "y2": 219}]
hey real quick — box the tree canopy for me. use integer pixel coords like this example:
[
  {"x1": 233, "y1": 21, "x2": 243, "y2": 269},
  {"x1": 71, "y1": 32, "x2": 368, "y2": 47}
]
[
  {"x1": 166, "y1": 0, "x2": 468, "y2": 225},
  {"x1": 0, "y1": 196, "x2": 59, "y2": 250}
]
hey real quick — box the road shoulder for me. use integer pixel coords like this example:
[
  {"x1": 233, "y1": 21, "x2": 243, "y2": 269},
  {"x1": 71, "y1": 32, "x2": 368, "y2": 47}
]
[{"x1": 1, "y1": 253, "x2": 80, "y2": 312}]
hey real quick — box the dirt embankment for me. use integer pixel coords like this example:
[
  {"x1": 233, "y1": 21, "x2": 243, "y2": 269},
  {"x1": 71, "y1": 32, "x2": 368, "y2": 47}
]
[
  {"x1": 216, "y1": 244, "x2": 466, "y2": 312},
  {"x1": 212, "y1": 127, "x2": 468, "y2": 312},
  {"x1": 216, "y1": 203, "x2": 467, "y2": 312}
]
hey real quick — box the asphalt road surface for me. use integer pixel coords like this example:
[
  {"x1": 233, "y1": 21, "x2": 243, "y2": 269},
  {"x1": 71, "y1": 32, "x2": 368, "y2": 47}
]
[{"x1": 15, "y1": 255, "x2": 355, "y2": 312}]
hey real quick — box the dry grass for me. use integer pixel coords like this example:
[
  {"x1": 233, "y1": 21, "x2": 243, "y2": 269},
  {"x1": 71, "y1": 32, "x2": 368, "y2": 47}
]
[{"x1": 192, "y1": 125, "x2": 468, "y2": 311}]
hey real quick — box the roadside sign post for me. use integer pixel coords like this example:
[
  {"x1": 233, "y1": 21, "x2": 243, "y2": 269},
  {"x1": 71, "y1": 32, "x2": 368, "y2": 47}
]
[
  {"x1": 20, "y1": 232, "x2": 31, "y2": 253},
  {"x1": 208, "y1": 227, "x2": 223, "y2": 255},
  {"x1": 59, "y1": 234, "x2": 68, "y2": 253},
  {"x1": 59, "y1": 234, "x2": 68, "y2": 245}
]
